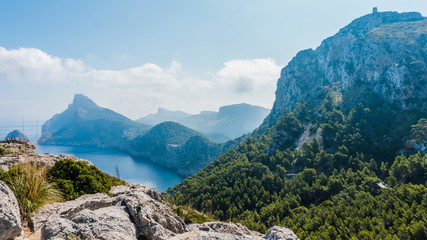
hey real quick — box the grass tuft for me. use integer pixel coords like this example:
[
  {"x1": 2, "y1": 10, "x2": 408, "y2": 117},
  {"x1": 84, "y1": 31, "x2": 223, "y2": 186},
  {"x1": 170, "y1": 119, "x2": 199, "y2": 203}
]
[{"x1": 1, "y1": 161, "x2": 63, "y2": 230}]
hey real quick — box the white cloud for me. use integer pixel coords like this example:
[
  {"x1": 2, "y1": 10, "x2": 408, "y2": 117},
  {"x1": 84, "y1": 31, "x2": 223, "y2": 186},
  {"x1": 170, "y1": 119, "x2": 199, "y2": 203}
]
[
  {"x1": 0, "y1": 47, "x2": 85, "y2": 82},
  {"x1": 217, "y1": 58, "x2": 281, "y2": 93},
  {"x1": 0, "y1": 47, "x2": 281, "y2": 121}
]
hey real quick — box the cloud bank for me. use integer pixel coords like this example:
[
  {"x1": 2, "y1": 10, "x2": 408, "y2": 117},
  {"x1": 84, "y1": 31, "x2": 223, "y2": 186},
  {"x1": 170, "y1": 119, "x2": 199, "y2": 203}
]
[{"x1": 0, "y1": 47, "x2": 282, "y2": 122}]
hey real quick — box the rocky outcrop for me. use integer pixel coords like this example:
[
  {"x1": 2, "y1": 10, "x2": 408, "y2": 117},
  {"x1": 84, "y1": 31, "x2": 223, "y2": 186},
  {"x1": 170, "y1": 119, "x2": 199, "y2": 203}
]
[
  {"x1": 34, "y1": 184, "x2": 298, "y2": 240},
  {"x1": 0, "y1": 180, "x2": 23, "y2": 240},
  {"x1": 0, "y1": 142, "x2": 92, "y2": 172},
  {"x1": 172, "y1": 222, "x2": 298, "y2": 240},
  {"x1": 111, "y1": 184, "x2": 187, "y2": 240},
  {"x1": 265, "y1": 226, "x2": 299, "y2": 240},
  {"x1": 35, "y1": 184, "x2": 186, "y2": 240},
  {"x1": 41, "y1": 206, "x2": 137, "y2": 240},
  {"x1": 5, "y1": 130, "x2": 30, "y2": 142},
  {"x1": 270, "y1": 11, "x2": 426, "y2": 124}
]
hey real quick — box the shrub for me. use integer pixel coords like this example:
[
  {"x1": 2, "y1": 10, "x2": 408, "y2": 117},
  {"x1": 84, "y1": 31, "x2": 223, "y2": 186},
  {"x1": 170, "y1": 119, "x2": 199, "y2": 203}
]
[
  {"x1": 47, "y1": 159, "x2": 126, "y2": 200},
  {"x1": 0, "y1": 146, "x2": 13, "y2": 155},
  {"x1": 173, "y1": 205, "x2": 214, "y2": 224}
]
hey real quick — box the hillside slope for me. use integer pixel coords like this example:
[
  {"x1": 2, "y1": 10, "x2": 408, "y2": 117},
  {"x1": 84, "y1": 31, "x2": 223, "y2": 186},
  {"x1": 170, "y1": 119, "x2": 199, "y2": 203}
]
[{"x1": 169, "y1": 10, "x2": 427, "y2": 239}]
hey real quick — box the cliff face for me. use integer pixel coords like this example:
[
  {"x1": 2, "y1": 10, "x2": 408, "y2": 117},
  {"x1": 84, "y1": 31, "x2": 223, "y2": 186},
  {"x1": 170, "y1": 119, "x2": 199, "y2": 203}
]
[{"x1": 271, "y1": 11, "x2": 426, "y2": 123}]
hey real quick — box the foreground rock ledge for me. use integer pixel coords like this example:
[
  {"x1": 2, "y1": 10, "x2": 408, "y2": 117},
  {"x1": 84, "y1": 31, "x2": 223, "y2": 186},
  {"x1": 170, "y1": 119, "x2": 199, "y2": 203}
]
[
  {"x1": 33, "y1": 184, "x2": 298, "y2": 240},
  {"x1": 0, "y1": 180, "x2": 23, "y2": 240},
  {"x1": 0, "y1": 142, "x2": 92, "y2": 172}
]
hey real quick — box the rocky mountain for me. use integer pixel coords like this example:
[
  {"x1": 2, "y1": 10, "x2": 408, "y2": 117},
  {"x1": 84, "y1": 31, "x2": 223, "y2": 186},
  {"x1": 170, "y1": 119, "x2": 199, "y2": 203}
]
[
  {"x1": 268, "y1": 11, "x2": 426, "y2": 125},
  {"x1": 169, "y1": 10, "x2": 427, "y2": 239},
  {"x1": 38, "y1": 94, "x2": 149, "y2": 148},
  {"x1": 138, "y1": 103, "x2": 270, "y2": 141}
]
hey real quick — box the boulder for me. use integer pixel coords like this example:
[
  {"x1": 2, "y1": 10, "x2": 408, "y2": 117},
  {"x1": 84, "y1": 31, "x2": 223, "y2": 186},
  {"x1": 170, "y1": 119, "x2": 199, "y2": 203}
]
[
  {"x1": 172, "y1": 222, "x2": 264, "y2": 240},
  {"x1": 265, "y1": 226, "x2": 299, "y2": 240},
  {"x1": 36, "y1": 184, "x2": 186, "y2": 240},
  {"x1": 41, "y1": 206, "x2": 136, "y2": 240},
  {"x1": 172, "y1": 222, "x2": 299, "y2": 240},
  {"x1": 111, "y1": 184, "x2": 187, "y2": 240},
  {"x1": 33, "y1": 193, "x2": 119, "y2": 231},
  {"x1": 0, "y1": 180, "x2": 23, "y2": 240}
]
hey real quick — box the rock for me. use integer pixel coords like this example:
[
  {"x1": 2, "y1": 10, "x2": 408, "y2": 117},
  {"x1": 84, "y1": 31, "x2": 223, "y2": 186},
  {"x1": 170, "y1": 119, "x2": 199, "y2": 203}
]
[
  {"x1": 0, "y1": 180, "x2": 23, "y2": 240},
  {"x1": 172, "y1": 222, "x2": 299, "y2": 240},
  {"x1": 34, "y1": 184, "x2": 299, "y2": 240},
  {"x1": 111, "y1": 184, "x2": 187, "y2": 240},
  {"x1": 172, "y1": 222, "x2": 262, "y2": 240},
  {"x1": 41, "y1": 206, "x2": 136, "y2": 240},
  {"x1": 0, "y1": 142, "x2": 92, "y2": 172},
  {"x1": 33, "y1": 193, "x2": 119, "y2": 231},
  {"x1": 265, "y1": 226, "x2": 299, "y2": 240},
  {"x1": 35, "y1": 184, "x2": 186, "y2": 240},
  {"x1": 110, "y1": 183, "x2": 164, "y2": 202},
  {"x1": 5, "y1": 130, "x2": 30, "y2": 142}
]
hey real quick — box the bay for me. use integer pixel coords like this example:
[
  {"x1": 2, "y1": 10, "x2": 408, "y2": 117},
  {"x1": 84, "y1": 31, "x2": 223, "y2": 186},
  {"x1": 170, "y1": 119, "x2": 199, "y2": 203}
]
[{"x1": 0, "y1": 125, "x2": 182, "y2": 192}]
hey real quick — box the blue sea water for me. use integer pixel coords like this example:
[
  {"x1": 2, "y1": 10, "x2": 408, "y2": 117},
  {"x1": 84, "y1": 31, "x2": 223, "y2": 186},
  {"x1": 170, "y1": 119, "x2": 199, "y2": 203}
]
[{"x1": 0, "y1": 125, "x2": 182, "y2": 192}]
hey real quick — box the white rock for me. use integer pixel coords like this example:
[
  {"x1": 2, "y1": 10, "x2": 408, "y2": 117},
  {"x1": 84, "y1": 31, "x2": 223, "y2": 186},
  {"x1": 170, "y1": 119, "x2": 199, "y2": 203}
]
[{"x1": 0, "y1": 180, "x2": 23, "y2": 240}]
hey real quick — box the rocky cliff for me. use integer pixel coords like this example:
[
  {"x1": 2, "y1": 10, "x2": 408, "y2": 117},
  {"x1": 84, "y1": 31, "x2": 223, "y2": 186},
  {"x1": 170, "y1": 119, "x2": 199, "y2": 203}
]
[{"x1": 270, "y1": 11, "x2": 426, "y2": 124}]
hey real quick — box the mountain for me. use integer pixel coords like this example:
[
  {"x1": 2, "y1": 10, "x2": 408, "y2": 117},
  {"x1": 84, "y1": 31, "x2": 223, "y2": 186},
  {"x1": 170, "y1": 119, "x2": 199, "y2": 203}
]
[
  {"x1": 268, "y1": 11, "x2": 426, "y2": 125},
  {"x1": 38, "y1": 94, "x2": 149, "y2": 147},
  {"x1": 169, "y1": 10, "x2": 427, "y2": 238},
  {"x1": 39, "y1": 95, "x2": 244, "y2": 176},
  {"x1": 136, "y1": 108, "x2": 191, "y2": 126},
  {"x1": 127, "y1": 121, "x2": 243, "y2": 177},
  {"x1": 137, "y1": 103, "x2": 270, "y2": 141}
]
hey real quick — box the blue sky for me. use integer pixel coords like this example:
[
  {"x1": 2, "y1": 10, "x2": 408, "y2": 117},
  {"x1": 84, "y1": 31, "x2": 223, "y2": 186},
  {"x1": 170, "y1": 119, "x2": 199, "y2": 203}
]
[{"x1": 0, "y1": 0, "x2": 426, "y2": 124}]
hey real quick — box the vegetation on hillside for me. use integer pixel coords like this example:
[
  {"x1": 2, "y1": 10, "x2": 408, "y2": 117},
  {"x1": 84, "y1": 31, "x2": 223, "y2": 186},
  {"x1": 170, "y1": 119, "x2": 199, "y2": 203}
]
[
  {"x1": 47, "y1": 159, "x2": 126, "y2": 200},
  {"x1": 168, "y1": 98, "x2": 427, "y2": 239},
  {"x1": 0, "y1": 146, "x2": 13, "y2": 155},
  {"x1": 0, "y1": 159, "x2": 125, "y2": 229}
]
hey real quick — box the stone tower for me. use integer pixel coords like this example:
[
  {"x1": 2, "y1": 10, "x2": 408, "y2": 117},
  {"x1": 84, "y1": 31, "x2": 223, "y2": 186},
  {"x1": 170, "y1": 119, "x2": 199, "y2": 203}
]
[{"x1": 373, "y1": 7, "x2": 378, "y2": 14}]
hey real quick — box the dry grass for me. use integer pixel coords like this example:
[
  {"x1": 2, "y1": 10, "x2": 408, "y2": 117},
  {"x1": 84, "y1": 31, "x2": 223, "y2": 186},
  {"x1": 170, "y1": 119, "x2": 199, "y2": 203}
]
[{"x1": 7, "y1": 160, "x2": 63, "y2": 230}]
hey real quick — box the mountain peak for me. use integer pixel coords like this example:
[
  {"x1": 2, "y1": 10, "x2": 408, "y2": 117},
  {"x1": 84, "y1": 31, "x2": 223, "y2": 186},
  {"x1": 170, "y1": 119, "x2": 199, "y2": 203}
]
[
  {"x1": 336, "y1": 11, "x2": 423, "y2": 40},
  {"x1": 72, "y1": 94, "x2": 98, "y2": 108}
]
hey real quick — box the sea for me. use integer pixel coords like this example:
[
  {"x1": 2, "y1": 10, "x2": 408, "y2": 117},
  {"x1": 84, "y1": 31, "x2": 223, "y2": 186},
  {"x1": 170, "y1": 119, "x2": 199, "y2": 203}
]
[{"x1": 0, "y1": 124, "x2": 182, "y2": 192}]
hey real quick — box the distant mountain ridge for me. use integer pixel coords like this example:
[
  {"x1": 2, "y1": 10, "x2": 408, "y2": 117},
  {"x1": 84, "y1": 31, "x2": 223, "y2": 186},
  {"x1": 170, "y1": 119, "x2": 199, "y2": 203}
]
[
  {"x1": 38, "y1": 94, "x2": 250, "y2": 176},
  {"x1": 38, "y1": 94, "x2": 148, "y2": 147},
  {"x1": 137, "y1": 103, "x2": 270, "y2": 141}
]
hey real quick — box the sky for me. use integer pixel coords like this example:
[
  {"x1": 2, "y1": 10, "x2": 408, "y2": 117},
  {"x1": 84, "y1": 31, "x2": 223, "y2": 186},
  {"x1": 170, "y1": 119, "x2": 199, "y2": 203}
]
[{"x1": 0, "y1": 0, "x2": 426, "y2": 124}]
